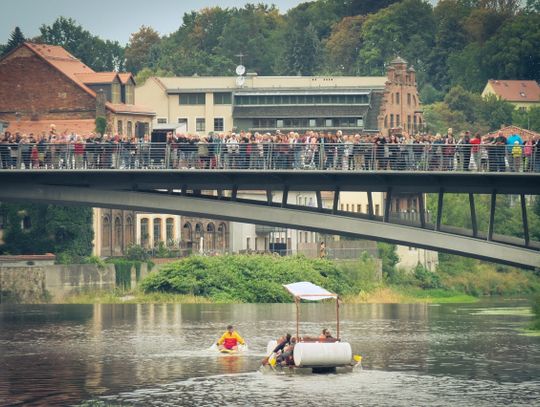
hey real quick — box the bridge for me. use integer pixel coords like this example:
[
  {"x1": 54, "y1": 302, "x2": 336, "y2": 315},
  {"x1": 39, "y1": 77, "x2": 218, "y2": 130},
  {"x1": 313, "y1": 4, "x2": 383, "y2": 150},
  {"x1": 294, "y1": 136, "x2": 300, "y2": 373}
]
[{"x1": 0, "y1": 167, "x2": 539, "y2": 269}]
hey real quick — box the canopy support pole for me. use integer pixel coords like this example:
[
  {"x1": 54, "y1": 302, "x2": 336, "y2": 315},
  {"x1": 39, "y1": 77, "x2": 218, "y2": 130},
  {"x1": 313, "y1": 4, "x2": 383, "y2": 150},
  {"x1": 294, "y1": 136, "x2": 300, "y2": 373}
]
[
  {"x1": 336, "y1": 296, "x2": 340, "y2": 341},
  {"x1": 295, "y1": 296, "x2": 300, "y2": 341}
]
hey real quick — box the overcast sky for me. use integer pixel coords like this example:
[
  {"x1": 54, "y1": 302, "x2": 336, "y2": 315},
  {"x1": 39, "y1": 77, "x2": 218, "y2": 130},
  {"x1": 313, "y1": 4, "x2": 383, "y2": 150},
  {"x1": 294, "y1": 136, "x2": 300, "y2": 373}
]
[{"x1": 0, "y1": 0, "x2": 306, "y2": 45}]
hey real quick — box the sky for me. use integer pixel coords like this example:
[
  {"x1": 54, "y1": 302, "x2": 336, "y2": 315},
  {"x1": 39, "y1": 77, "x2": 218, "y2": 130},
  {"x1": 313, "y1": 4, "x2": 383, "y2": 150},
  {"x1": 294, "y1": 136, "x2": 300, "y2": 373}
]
[{"x1": 0, "y1": 0, "x2": 306, "y2": 45}]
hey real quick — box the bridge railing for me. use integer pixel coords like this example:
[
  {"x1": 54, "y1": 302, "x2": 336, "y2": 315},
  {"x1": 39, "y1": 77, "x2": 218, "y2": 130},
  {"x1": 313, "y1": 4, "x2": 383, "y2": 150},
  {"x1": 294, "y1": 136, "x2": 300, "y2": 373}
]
[{"x1": 0, "y1": 142, "x2": 538, "y2": 172}]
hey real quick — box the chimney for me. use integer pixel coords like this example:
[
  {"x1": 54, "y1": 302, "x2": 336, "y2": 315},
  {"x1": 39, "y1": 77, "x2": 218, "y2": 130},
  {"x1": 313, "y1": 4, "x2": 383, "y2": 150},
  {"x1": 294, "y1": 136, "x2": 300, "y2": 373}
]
[{"x1": 96, "y1": 89, "x2": 106, "y2": 118}]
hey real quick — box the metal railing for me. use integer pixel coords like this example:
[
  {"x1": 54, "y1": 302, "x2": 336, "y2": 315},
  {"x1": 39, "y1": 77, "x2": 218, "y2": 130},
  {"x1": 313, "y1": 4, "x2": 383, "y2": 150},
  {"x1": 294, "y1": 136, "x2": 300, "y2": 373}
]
[{"x1": 0, "y1": 142, "x2": 538, "y2": 172}]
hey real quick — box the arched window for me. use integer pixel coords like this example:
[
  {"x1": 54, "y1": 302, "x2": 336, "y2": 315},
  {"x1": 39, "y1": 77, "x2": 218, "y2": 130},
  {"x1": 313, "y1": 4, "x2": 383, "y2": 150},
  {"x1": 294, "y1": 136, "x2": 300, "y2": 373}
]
[
  {"x1": 206, "y1": 223, "x2": 215, "y2": 251},
  {"x1": 166, "y1": 218, "x2": 175, "y2": 246},
  {"x1": 102, "y1": 216, "x2": 111, "y2": 248},
  {"x1": 125, "y1": 216, "x2": 133, "y2": 246},
  {"x1": 217, "y1": 223, "x2": 227, "y2": 251},
  {"x1": 140, "y1": 218, "x2": 149, "y2": 247},
  {"x1": 114, "y1": 216, "x2": 122, "y2": 249},
  {"x1": 182, "y1": 222, "x2": 192, "y2": 242},
  {"x1": 195, "y1": 223, "x2": 203, "y2": 252},
  {"x1": 153, "y1": 218, "x2": 162, "y2": 246},
  {"x1": 384, "y1": 115, "x2": 388, "y2": 128}
]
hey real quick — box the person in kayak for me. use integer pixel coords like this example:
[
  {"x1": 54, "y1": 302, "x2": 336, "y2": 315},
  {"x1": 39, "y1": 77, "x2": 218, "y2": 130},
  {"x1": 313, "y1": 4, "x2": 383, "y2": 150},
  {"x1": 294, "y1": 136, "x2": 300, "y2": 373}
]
[
  {"x1": 217, "y1": 325, "x2": 245, "y2": 351},
  {"x1": 262, "y1": 333, "x2": 291, "y2": 365}
]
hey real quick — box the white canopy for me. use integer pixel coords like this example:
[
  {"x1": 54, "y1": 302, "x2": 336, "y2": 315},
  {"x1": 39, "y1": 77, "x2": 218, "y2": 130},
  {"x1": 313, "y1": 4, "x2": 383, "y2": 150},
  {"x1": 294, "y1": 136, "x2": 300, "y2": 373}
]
[{"x1": 283, "y1": 282, "x2": 337, "y2": 301}]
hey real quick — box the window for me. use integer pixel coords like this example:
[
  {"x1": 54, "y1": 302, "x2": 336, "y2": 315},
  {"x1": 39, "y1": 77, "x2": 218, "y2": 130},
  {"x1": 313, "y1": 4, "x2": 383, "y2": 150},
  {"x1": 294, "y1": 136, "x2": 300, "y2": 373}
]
[
  {"x1": 179, "y1": 93, "x2": 205, "y2": 105},
  {"x1": 157, "y1": 117, "x2": 167, "y2": 124},
  {"x1": 117, "y1": 120, "x2": 123, "y2": 135},
  {"x1": 140, "y1": 218, "x2": 149, "y2": 247},
  {"x1": 309, "y1": 119, "x2": 317, "y2": 127},
  {"x1": 340, "y1": 204, "x2": 344, "y2": 211},
  {"x1": 178, "y1": 118, "x2": 188, "y2": 132},
  {"x1": 356, "y1": 118, "x2": 364, "y2": 128},
  {"x1": 407, "y1": 93, "x2": 411, "y2": 106},
  {"x1": 214, "y1": 92, "x2": 232, "y2": 104},
  {"x1": 214, "y1": 118, "x2": 224, "y2": 132},
  {"x1": 390, "y1": 114, "x2": 394, "y2": 128},
  {"x1": 375, "y1": 204, "x2": 380, "y2": 216},
  {"x1": 357, "y1": 204, "x2": 361, "y2": 213},
  {"x1": 153, "y1": 218, "x2": 162, "y2": 246},
  {"x1": 196, "y1": 118, "x2": 205, "y2": 132},
  {"x1": 396, "y1": 93, "x2": 400, "y2": 104},
  {"x1": 396, "y1": 114, "x2": 401, "y2": 126},
  {"x1": 111, "y1": 83, "x2": 121, "y2": 103},
  {"x1": 127, "y1": 121, "x2": 132, "y2": 137},
  {"x1": 276, "y1": 119, "x2": 284, "y2": 128},
  {"x1": 166, "y1": 218, "x2": 174, "y2": 244},
  {"x1": 346, "y1": 204, "x2": 350, "y2": 211},
  {"x1": 325, "y1": 119, "x2": 333, "y2": 127}
]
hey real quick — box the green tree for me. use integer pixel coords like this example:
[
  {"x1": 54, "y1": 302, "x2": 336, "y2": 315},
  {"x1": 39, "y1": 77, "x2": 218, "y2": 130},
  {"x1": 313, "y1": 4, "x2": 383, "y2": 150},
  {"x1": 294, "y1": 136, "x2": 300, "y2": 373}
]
[
  {"x1": 324, "y1": 15, "x2": 366, "y2": 74},
  {"x1": 357, "y1": 0, "x2": 436, "y2": 78},
  {"x1": 134, "y1": 67, "x2": 173, "y2": 86},
  {"x1": 419, "y1": 83, "x2": 445, "y2": 105},
  {"x1": 125, "y1": 26, "x2": 161, "y2": 74},
  {"x1": 95, "y1": 116, "x2": 107, "y2": 135},
  {"x1": 2, "y1": 26, "x2": 25, "y2": 56},
  {"x1": 447, "y1": 43, "x2": 485, "y2": 92},
  {"x1": 39, "y1": 17, "x2": 125, "y2": 71},
  {"x1": 477, "y1": 94, "x2": 514, "y2": 131},
  {"x1": 278, "y1": 23, "x2": 322, "y2": 75},
  {"x1": 512, "y1": 106, "x2": 540, "y2": 132},
  {"x1": 444, "y1": 85, "x2": 482, "y2": 123}
]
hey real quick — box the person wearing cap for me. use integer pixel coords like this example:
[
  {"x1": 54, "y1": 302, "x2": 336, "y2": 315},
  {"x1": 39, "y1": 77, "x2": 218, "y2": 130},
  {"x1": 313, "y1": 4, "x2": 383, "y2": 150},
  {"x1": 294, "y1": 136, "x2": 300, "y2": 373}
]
[{"x1": 217, "y1": 325, "x2": 245, "y2": 351}]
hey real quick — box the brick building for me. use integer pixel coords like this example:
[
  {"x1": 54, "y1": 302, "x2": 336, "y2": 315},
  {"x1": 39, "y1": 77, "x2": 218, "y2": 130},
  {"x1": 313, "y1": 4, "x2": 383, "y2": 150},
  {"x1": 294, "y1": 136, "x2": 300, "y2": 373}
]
[{"x1": 0, "y1": 42, "x2": 154, "y2": 136}]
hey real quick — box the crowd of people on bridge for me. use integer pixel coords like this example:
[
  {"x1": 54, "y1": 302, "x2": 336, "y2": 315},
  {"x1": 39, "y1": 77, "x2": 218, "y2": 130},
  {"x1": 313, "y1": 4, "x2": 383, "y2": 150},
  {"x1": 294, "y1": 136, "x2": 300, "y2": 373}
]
[{"x1": 1, "y1": 126, "x2": 539, "y2": 172}]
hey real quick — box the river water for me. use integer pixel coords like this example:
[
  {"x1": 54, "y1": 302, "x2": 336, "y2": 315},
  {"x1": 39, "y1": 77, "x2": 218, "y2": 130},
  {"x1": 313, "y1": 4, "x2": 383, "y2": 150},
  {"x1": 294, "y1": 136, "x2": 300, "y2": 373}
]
[{"x1": 0, "y1": 301, "x2": 538, "y2": 406}]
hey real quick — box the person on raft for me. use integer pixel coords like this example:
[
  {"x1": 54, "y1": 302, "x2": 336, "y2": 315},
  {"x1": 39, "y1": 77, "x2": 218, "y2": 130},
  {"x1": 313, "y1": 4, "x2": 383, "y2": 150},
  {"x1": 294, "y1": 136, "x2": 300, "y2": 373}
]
[
  {"x1": 262, "y1": 333, "x2": 291, "y2": 365},
  {"x1": 217, "y1": 325, "x2": 245, "y2": 351},
  {"x1": 276, "y1": 336, "x2": 296, "y2": 366},
  {"x1": 319, "y1": 328, "x2": 333, "y2": 341}
]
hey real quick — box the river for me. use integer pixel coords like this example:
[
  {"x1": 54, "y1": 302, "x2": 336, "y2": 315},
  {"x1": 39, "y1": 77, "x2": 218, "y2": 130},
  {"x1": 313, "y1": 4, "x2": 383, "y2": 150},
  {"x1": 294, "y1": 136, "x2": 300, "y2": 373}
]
[{"x1": 0, "y1": 301, "x2": 538, "y2": 406}]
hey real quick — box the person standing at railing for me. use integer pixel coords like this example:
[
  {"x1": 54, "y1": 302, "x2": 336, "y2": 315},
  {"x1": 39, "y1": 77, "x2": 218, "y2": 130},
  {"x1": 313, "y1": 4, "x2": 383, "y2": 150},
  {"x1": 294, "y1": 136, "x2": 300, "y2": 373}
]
[
  {"x1": 73, "y1": 136, "x2": 85, "y2": 169},
  {"x1": 470, "y1": 132, "x2": 482, "y2": 171},
  {"x1": 533, "y1": 135, "x2": 540, "y2": 173},
  {"x1": 506, "y1": 133, "x2": 523, "y2": 172},
  {"x1": 523, "y1": 138, "x2": 533, "y2": 173},
  {"x1": 442, "y1": 129, "x2": 456, "y2": 171}
]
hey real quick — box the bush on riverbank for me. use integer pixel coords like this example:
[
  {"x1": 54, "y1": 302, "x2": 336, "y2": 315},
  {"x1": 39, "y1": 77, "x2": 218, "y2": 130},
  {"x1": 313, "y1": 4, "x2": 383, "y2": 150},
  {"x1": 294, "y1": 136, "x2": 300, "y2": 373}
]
[
  {"x1": 532, "y1": 296, "x2": 540, "y2": 330},
  {"x1": 140, "y1": 254, "x2": 364, "y2": 302}
]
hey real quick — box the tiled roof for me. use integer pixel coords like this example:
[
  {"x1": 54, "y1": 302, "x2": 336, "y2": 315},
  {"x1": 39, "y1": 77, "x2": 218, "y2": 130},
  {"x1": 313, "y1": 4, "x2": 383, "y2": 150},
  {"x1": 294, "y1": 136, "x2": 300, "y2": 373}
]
[
  {"x1": 5, "y1": 119, "x2": 96, "y2": 135},
  {"x1": 486, "y1": 80, "x2": 540, "y2": 102},
  {"x1": 118, "y1": 73, "x2": 134, "y2": 84},
  {"x1": 75, "y1": 72, "x2": 119, "y2": 84},
  {"x1": 106, "y1": 103, "x2": 155, "y2": 115},
  {"x1": 485, "y1": 125, "x2": 540, "y2": 140}
]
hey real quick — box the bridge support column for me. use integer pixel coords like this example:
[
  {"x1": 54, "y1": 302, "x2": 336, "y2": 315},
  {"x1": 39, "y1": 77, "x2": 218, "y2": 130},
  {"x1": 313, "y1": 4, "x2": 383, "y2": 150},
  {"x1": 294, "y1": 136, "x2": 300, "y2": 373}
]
[
  {"x1": 232, "y1": 186, "x2": 238, "y2": 201},
  {"x1": 282, "y1": 186, "x2": 289, "y2": 208},
  {"x1": 469, "y1": 193, "x2": 478, "y2": 238},
  {"x1": 488, "y1": 190, "x2": 497, "y2": 241},
  {"x1": 181, "y1": 185, "x2": 188, "y2": 196},
  {"x1": 266, "y1": 189, "x2": 273, "y2": 205},
  {"x1": 384, "y1": 187, "x2": 392, "y2": 223},
  {"x1": 521, "y1": 194, "x2": 530, "y2": 246},
  {"x1": 436, "y1": 188, "x2": 444, "y2": 231},
  {"x1": 316, "y1": 191, "x2": 323, "y2": 210},
  {"x1": 367, "y1": 191, "x2": 374, "y2": 219},
  {"x1": 418, "y1": 193, "x2": 426, "y2": 228},
  {"x1": 332, "y1": 189, "x2": 340, "y2": 214}
]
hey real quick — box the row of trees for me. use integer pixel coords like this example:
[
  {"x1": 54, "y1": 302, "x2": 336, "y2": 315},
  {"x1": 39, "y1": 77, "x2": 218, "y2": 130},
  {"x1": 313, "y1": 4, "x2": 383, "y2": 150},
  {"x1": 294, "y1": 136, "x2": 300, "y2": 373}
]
[{"x1": 2, "y1": 0, "x2": 539, "y2": 94}]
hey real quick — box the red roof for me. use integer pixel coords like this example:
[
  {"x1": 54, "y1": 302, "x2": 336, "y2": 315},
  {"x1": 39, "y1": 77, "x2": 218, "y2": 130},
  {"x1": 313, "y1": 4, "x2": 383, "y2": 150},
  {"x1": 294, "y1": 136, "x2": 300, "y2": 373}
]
[
  {"x1": 6, "y1": 119, "x2": 96, "y2": 135},
  {"x1": 485, "y1": 125, "x2": 540, "y2": 140},
  {"x1": 75, "y1": 72, "x2": 120, "y2": 84},
  {"x1": 486, "y1": 80, "x2": 540, "y2": 102},
  {"x1": 106, "y1": 103, "x2": 155, "y2": 115},
  {"x1": 118, "y1": 73, "x2": 135, "y2": 85}
]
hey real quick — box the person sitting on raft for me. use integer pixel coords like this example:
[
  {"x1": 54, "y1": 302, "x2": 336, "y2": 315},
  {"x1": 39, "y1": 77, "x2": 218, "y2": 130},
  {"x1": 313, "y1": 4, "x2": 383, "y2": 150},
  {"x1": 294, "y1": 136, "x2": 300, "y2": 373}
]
[
  {"x1": 217, "y1": 325, "x2": 245, "y2": 351},
  {"x1": 262, "y1": 333, "x2": 291, "y2": 365},
  {"x1": 319, "y1": 328, "x2": 333, "y2": 341},
  {"x1": 276, "y1": 337, "x2": 296, "y2": 366}
]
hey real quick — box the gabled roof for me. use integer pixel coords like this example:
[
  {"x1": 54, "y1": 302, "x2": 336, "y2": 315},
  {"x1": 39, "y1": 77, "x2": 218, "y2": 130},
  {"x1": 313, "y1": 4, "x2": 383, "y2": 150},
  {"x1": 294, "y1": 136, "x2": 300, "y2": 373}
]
[
  {"x1": 118, "y1": 73, "x2": 135, "y2": 85},
  {"x1": 106, "y1": 103, "x2": 155, "y2": 115},
  {"x1": 390, "y1": 56, "x2": 408, "y2": 65},
  {"x1": 75, "y1": 72, "x2": 120, "y2": 84},
  {"x1": 485, "y1": 125, "x2": 540, "y2": 140},
  {"x1": 486, "y1": 80, "x2": 540, "y2": 102}
]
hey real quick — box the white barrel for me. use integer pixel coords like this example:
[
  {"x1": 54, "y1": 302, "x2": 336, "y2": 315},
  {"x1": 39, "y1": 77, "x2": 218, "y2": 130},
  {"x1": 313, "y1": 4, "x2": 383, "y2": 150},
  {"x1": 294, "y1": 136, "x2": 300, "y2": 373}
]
[
  {"x1": 293, "y1": 342, "x2": 352, "y2": 367},
  {"x1": 266, "y1": 340, "x2": 278, "y2": 355}
]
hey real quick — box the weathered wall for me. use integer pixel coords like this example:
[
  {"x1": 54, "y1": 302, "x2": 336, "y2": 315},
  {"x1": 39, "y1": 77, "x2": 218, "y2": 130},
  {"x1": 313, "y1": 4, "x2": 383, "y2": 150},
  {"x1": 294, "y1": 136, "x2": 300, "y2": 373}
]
[{"x1": 0, "y1": 264, "x2": 116, "y2": 303}]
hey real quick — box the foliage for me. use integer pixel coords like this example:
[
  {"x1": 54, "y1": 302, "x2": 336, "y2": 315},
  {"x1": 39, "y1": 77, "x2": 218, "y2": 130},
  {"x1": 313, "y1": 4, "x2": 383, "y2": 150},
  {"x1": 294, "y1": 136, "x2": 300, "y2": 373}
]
[
  {"x1": 324, "y1": 15, "x2": 366, "y2": 75},
  {"x1": 2, "y1": 26, "x2": 25, "y2": 56},
  {"x1": 140, "y1": 254, "x2": 362, "y2": 303},
  {"x1": 125, "y1": 25, "x2": 161, "y2": 74},
  {"x1": 512, "y1": 106, "x2": 540, "y2": 132},
  {"x1": 125, "y1": 244, "x2": 150, "y2": 261},
  {"x1": 38, "y1": 17, "x2": 124, "y2": 71},
  {"x1": 419, "y1": 83, "x2": 445, "y2": 105},
  {"x1": 95, "y1": 116, "x2": 106, "y2": 135},
  {"x1": 531, "y1": 295, "x2": 540, "y2": 330},
  {"x1": 377, "y1": 243, "x2": 400, "y2": 282},
  {"x1": 0, "y1": 203, "x2": 93, "y2": 259}
]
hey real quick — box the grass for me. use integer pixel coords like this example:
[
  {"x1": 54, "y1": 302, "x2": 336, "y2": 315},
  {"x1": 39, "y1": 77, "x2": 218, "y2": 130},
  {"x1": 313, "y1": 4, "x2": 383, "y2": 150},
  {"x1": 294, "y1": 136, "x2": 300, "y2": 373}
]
[
  {"x1": 342, "y1": 286, "x2": 478, "y2": 304},
  {"x1": 59, "y1": 289, "x2": 213, "y2": 304}
]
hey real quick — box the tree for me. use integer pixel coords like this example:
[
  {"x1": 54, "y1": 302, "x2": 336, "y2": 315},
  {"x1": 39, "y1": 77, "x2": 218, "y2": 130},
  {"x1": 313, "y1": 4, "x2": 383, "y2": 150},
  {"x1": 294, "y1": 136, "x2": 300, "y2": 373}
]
[
  {"x1": 2, "y1": 26, "x2": 25, "y2": 56},
  {"x1": 419, "y1": 83, "x2": 445, "y2": 105},
  {"x1": 477, "y1": 94, "x2": 514, "y2": 131},
  {"x1": 444, "y1": 85, "x2": 482, "y2": 123},
  {"x1": 278, "y1": 23, "x2": 322, "y2": 75},
  {"x1": 512, "y1": 106, "x2": 540, "y2": 132},
  {"x1": 324, "y1": 15, "x2": 366, "y2": 74},
  {"x1": 357, "y1": 0, "x2": 436, "y2": 78},
  {"x1": 95, "y1": 116, "x2": 107, "y2": 135},
  {"x1": 39, "y1": 17, "x2": 125, "y2": 71},
  {"x1": 125, "y1": 26, "x2": 161, "y2": 74},
  {"x1": 134, "y1": 67, "x2": 173, "y2": 86}
]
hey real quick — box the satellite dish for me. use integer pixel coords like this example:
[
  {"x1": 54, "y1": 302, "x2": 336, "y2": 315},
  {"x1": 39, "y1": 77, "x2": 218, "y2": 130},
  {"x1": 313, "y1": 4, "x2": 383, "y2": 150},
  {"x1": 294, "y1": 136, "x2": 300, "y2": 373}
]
[
  {"x1": 236, "y1": 65, "x2": 246, "y2": 76},
  {"x1": 236, "y1": 76, "x2": 245, "y2": 87}
]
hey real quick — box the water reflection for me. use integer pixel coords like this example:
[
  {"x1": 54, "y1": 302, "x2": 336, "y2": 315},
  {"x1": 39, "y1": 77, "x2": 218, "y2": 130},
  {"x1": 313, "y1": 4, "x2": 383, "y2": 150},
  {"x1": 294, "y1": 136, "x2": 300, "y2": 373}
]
[{"x1": 0, "y1": 302, "x2": 538, "y2": 406}]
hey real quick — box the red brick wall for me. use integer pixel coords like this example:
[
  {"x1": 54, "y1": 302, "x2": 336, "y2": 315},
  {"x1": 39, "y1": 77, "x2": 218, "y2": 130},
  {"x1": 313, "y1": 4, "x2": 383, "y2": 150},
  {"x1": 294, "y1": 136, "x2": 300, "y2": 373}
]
[
  {"x1": 378, "y1": 63, "x2": 423, "y2": 135},
  {"x1": 0, "y1": 46, "x2": 97, "y2": 122}
]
